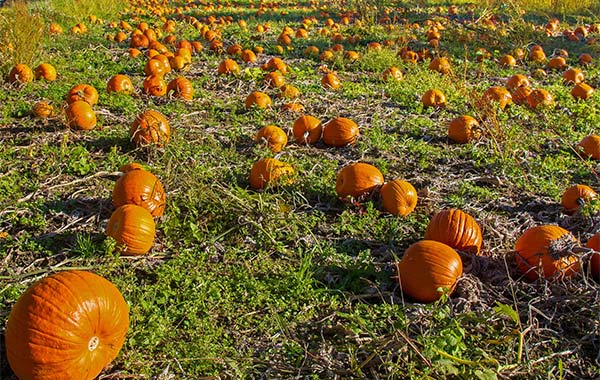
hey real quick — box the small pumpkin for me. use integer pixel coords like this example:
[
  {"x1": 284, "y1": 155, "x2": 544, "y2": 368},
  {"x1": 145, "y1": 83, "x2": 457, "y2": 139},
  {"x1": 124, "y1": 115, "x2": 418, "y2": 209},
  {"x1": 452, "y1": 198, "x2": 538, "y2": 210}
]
[
  {"x1": 67, "y1": 84, "x2": 99, "y2": 105},
  {"x1": 428, "y1": 57, "x2": 451, "y2": 75},
  {"x1": 34, "y1": 63, "x2": 57, "y2": 81},
  {"x1": 514, "y1": 225, "x2": 580, "y2": 281},
  {"x1": 578, "y1": 135, "x2": 600, "y2": 159},
  {"x1": 282, "y1": 102, "x2": 305, "y2": 113},
  {"x1": 278, "y1": 84, "x2": 301, "y2": 99},
  {"x1": 421, "y1": 89, "x2": 446, "y2": 108},
  {"x1": 396, "y1": 240, "x2": 463, "y2": 303},
  {"x1": 261, "y1": 57, "x2": 288, "y2": 74},
  {"x1": 562, "y1": 68, "x2": 584, "y2": 85},
  {"x1": 424, "y1": 209, "x2": 483, "y2": 254},
  {"x1": 218, "y1": 58, "x2": 240, "y2": 75},
  {"x1": 511, "y1": 86, "x2": 533, "y2": 105},
  {"x1": 585, "y1": 233, "x2": 600, "y2": 281},
  {"x1": 32, "y1": 101, "x2": 54, "y2": 118},
  {"x1": 249, "y1": 158, "x2": 295, "y2": 190},
  {"x1": 293, "y1": 115, "x2": 322, "y2": 144},
  {"x1": 107, "y1": 74, "x2": 134, "y2": 94},
  {"x1": 447, "y1": 115, "x2": 480, "y2": 144},
  {"x1": 529, "y1": 46, "x2": 546, "y2": 62},
  {"x1": 571, "y1": 83, "x2": 594, "y2": 100},
  {"x1": 5, "y1": 270, "x2": 129, "y2": 380},
  {"x1": 561, "y1": 184, "x2": 597, "y2": 213},
  {"x1": 241, "y1": 49, "x2": 257, "y2": 63},
  {"x1": 579, "y1": 53, "x2": 593, "y2": 65},
  {"x1": 130, "y1": 109, "x2": 170, "y2": 147},
  {"x1": 264, "y1": 71, "x2": 285, "y2": 88},
  {"x1": 167, "y1": 77, "x2": 194, "y2": 100},
  {"x1": 245, "y1": 91, "x2": 272, "y2": 109},
  {"x1": 143, "y1": 75, "x2": 167, "y2": 97},
  {"x1": 106, "y1": 204, "x2": 156, "y2": 255},
  {"x1": 382, "y1": 66, "x2": 403, "y2": 81},
  {"x1": 506, "y1": 74, "x2": 530, "y2": 91},
  {"x1": 499, "y1": 54, "x2": 516, "y2": 67},
  {"x1": 255, "y1": 125, "x2": 288, "y2": 153},
  {"x1": 322, "y1": 117, "x2": 359, "y2": 146},
  {"x1": 65, "y1": 100, "x2": 96, "y2": 130},
  {"x1": 8, "y1": 64, "x2": 34, "y2": 84},
  {"x1": 113, "y1": 165, "x2": 166, "y2": 217},
  {"x1": 336, "y1": 162, "x2": 384, "y2": 198},
  {"x1": 380, "y1": 179, "x2": 418, "y2": 216},
  {"x1": 527, "y1": 89, "x2": 553, "y2": 109},
  {"x1": 547, "y1": 56, "x2": 567, "y2": 70},
  {"x1": 321, "y1": 72, "x2": 341, "y2": 90},
  {"x1": 482, "y1": 86, "x2": 512, "y2": 110}
]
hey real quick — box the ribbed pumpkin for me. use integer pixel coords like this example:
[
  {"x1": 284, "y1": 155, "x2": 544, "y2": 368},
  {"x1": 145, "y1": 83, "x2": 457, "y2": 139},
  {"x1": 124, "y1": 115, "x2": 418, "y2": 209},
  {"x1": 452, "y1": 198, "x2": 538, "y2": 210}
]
[
  {"x1": 561, "y1": 184, "x2": 597, "y2": 213},
  {"x1": 249, "y1": 158, "x2": 295, "y2": 190},
  {"x1": 261, "y1": 57, "x2": 288, "y2": 74},
  {"x1": 8, "y1": 63, "x2": 34, "y2": 84},
  {"x1": 66, "y1": 84, "x2": 99, "y2": 105},
  {"x1": 322, "y1": 116, "x2": 360, "y2": 145},
  {"x1": 421, "y1": 89, "x2": 446, "y2": 108},
  {"x1": 5, "y1": 270, "x2": 129, "y2": 380},
  {"x1": 447, "y1": 115, "x2": 480, "y2": 144},
  {"x1": 482, "y1": 86, "x2": 512, "y2": 110},
  {"x1": 578, "y1": 135, "x2": 600, "y2": 159},
  {"x1": 293, "y1": 115, "x2": 322, "y2": 144},
  {"x1": 245, "y1": 91, "x2": 272, "y2": 109},
  {"x1": 130, "y1": 110, "x2": 170, "y2": 147},
  {"x1": 107, "y1": 74, "x2": 134, "y2": 94},
  {"x1": 424, "y1": 209, "x2": 483, "y2": 255},
  {"x1": 142, "y1": 75, "x2": 167, "y2": 97},
  {"x1": 255, "y1": 125, "x2": 288, "y2": 153},
  {"x1": 66, "y1": 100, "x2": 96, "y2": 130},
  {"x1": 562, "y1": 68, "x2": 584, "y2": 85},
  {"x1": 167, "y1": 77, "x2": 194, "y2": 100},
  {"x1": 106, "y1": 204, "x2": 156, "y2": 255},
  {"x1": 32, "y1": 101, "x2": 54, "y2": 119},
  {"x1": 336, "y1": 162, "x2": 384, "y2": 198},
  {"x1": 396, "y1": 240, "x2": 463, "y2": 303},
  {"x1": 499, "y1": 54, "x2": 516, "y2": 67},
  {"x1": 34, "y1": 63, "x2": 57, "y2": 81},
  {"x1": 514, "y1": 225, "x2": 580, "y2": 281},
  {"x1": 506, "y1": 74, "x2": 531, "y2": 91},
  {"x1": 585, "y1": 233, "x2": 600, "y2": 281},
  {"x1": 113, "y1": 165, "x2": 166, "y2": 217},
  {"x1": 264, "y1": 71, "x2": 285, "y2": 88},
  {"x1": 380, "y1": 179, "x2": 418, "y2": 216},
  {"x1": 511, "y1": 86, "x2": 533, "y2": 106}
]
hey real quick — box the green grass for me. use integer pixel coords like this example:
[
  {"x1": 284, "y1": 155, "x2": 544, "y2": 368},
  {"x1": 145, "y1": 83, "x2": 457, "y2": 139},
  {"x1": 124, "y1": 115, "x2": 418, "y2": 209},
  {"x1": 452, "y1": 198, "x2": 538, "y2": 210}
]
[{"x1": 1, "y1": 0, "x2": 600, "y2": 379}]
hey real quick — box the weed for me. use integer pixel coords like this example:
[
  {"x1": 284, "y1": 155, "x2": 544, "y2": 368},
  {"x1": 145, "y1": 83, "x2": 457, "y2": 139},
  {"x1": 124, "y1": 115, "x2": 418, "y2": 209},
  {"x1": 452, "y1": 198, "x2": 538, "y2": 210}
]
[{"x1": 0, "y1": 0, "x2": 45, "y2": 72}]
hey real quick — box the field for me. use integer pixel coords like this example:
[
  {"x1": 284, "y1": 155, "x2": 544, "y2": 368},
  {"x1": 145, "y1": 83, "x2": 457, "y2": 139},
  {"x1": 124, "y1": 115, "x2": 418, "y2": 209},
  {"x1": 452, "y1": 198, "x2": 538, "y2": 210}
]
[{"x1": 1, "y1": 0, "x2": 600, "y2": 378}]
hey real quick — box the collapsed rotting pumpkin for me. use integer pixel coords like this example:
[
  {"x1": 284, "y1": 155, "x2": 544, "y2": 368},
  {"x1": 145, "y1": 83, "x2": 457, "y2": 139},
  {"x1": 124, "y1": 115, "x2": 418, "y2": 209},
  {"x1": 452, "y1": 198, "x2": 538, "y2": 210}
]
[
  {"x1": 130, "y1": 109, "x2": 171, "y2": 147},
  {"x1": 106, "y1": 204, "x2": 156, "y2": 255},
  {"x1": 336, "y1": 162, "x2": 384, "y2": 199},
  {"x1": 514, "y1": 225, "x2": 581, "y2": 281},
  {"x1": 424, "y1": 208, "x2": 483, "y2": 255},
  {"x1": 380, "y1": 179, "x2": 418, "y2": 216},
  {"x1": 255, "y1": 125, "x2": 288, "y2": 153},
  {"x1": 322, "y1": 117, "x2": 359, "y2": 146},
  {"x1": 5, "y1": 270, "x2": 129, "y2": 380},
  {"x1": 396, "y1": 240, "x2": 463, "y2": 303},
  {"x1": 113, "y1": 164, "x2": 166, "y2": 218},
  {"x1": 249, "y1": 158, "x2": 295, "y2": 190}
]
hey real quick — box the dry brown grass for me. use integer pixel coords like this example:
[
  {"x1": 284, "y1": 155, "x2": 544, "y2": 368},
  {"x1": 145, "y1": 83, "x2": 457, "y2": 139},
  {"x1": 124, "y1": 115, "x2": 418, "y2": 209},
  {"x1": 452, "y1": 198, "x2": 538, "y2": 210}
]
[{"x1": 0, "y1": 0, "x2": 45, "y2": 73}]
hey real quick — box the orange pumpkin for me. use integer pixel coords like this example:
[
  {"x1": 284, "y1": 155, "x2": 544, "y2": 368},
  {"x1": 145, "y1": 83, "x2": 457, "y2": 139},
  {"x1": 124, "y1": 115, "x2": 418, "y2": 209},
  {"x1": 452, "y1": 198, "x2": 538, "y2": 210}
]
[
  {"x1": 142, "y1": 75, "x2": 167, "y2": 97},
  {"x1": 107, "y1": 74, "x2": 134, "y2": 94},
  {"x1": 396, "y1": 240, "x2": 463, "y2": 303},
  {"x1": 529, "y1": 46, "x2": 546, "y2": 62},
  {"x1": 448, "y1": 115, "x2": 480, "y2": 144},
  {"x1": 167, "y1": 77, "x2": 194, "y2": 100},
  {"x1": 322, "y1": 117, "x2": 359, "y2": 146},
  {"x1": 499, "y1": 54, "x2": 516, "y2": 67},
  {"x1": 130, "y1": 109, "x2": 170, "y2": 147},
  {"x1": 336, "y1": 162, "x2": 384, "y2": 198},
  {"x1": 293, "y1": 115, "x2": 322, "y2": 144},
  {"x1": 249, "y1": 158, "x2": 295, "y2": 190},
  {"x1": 380, "y1": 179, "x2": 418, "y2": 216},
  {"x1": 264, "y1": 71, "x2": 285, "y2": 88},
  {"x1": 66, "y1": 84, "x2": 99, "y2": 105},
  {"x1": 5, "y1": 270, "x2": 129, "y2": 380},
  {"x1": 278, "y1": 84, "x2": 301, "y2": 99},
  {"x1": 8, "y1": 64, "x2": 34, "y2": 84},
  {"x1": 34, "y1": 63, "x2": 57, "y2": 81},
  {"x1": 547, "y1": 56, "x2": 567, "y2": 70},
  {"x1": 562, "y1": 68, "x2": 584, "y2": 85},
  {"x1": 527, "y1": 89, "x2": 553, "y2": 109},
  {"x1": 106, "y1": 204, "x2": 156, "y2": 255},
  {"x1": 585, "y1": 233, "x2": 600, "y2": 281},
  {"x1": 421, "y1": 89, "x2": 446, "y2": 108},
  {"x1": 514, "y1": 225, "x2": 580, "y2": 281},
  {"x1": 424, "y1": 209, "x2": 483, "y2": 254},
  {"x1": 65, "y1": 100, "x2": 96, "y2": 130},
  {"x1": 261, "y1": 57, "x2": 288, "y2": 74},
  {"x1": 571, "y1": 83, "x2": 594, "y2": 100},
  {"x1": 32, "y1": 101, "x2": 54, "y2": 118},
  {"x1": 506, "y1": 74, "x2": 530, "y2": 91},
  {"x1": 245, "y1": 91, "x2": 272, "y2": 109},
  {"x1": 511, "y1": 86, "x2": 533, "y2": 105},
  {"x1": 240, "y1": 49, "x2": 257, "y2": 63},
  {"x1": 218, "y1": 58, "x2": 240, "y2": 75},
  {"x1": 130, "y1": 33, "x2": 149, "y2": 48},
  {"x1": 578, "y1": 135, "x2": 600, "y2": 159},
  {"x1": 382, "y1": 66, "x2": 403, "y2": 81},
  {"x1": 255, "y1": 125, "x2": 288, "y2": 153},
  {"x1": 282, "y1": 102, "x2": 305, "y2": 113},
  {"x1": 144, "y1": 58, "x2": 168, "y2": 77},
  {"x1": 428, "y1": 57, "x2": 451, "y2": 75},
  {"x1": 561, "y1": 184, "x2": 597, "y2": 213},
  {"x1": 482, "y1": 86, "x2": 512, "y2": 110},
  {"x1": 321, "y1": 73, "x2": 341, "y2": 90},
  {"x1": 579, "y1": 53, "x2": 593, "y2": 65},
  {"x1": 113, "y1": 166, "x2": 166, "y2": 217}
]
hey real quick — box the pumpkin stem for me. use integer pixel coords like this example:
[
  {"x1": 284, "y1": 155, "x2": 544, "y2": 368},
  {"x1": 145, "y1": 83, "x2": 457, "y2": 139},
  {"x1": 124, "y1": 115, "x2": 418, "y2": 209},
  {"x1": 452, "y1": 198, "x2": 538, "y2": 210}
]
[{"x1": 88, "y1": 336, "x2": 100, "y2": 351}]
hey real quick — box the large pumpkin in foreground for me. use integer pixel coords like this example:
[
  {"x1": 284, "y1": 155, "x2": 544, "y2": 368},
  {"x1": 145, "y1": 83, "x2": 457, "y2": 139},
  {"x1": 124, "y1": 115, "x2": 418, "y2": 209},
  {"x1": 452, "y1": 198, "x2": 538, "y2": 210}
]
[
  {"x1": 396, "y1": 240, "x2": 463, "y2": 303},
  {"x1": 5, "y1": 270, "x2": 129, "y2": 380},
  {"x1": 113, "y1": 164, "x2": 166, "y2": 217},
  {"x1": 514, "y1": 225, "x2": 580, "y2": 281}
]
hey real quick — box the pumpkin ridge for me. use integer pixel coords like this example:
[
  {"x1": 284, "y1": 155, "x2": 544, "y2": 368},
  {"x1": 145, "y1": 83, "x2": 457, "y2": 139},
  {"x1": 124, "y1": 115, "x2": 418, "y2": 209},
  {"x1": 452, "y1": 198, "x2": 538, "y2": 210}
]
[{"x1": 52, "y1": 273, "x2": 99, "y2": 327}]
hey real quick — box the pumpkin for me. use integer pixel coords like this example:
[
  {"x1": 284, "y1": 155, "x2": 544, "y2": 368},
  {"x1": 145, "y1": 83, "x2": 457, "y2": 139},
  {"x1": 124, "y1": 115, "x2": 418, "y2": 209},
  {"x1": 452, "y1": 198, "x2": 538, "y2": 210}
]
[
  {"x1": 8, "y1": 64, "x2": 34, "y2": 84},
  {"x1": 344, "y1": 50, "x2": 360, "y2": 61},
  {"x1": 585, "y1": 234, "x2": 600, "y2": 281},
  {"x1": 278, "y1": 84, "x2": 301, "y2": 99},
  {"x1": 282, "y1": 102, "x2": 305, "y2": 113},
  {"x1": 106, "y1": 204, "x2": 156, "y2": 255},
  {"x1": 382, "y1": 66, "x2": 403, "y2": 81},
  {"x1": 49, "y1": 22, "x2": 63, "y2": 34},
  {"x1": 255, "y1": 125, "x2": 288, "y2": 153},
  {"x1": 424, "y1": 209, "x2": 483, "y2": 254},
  {"x1": 67, "y1": 84, "x2": 99, "y2": 105},
  {"x1": 336, "y1": 162, "x2": 384, "y2": 198},
  {"x1": 245, "y1": 91, "x2": 272, "y2": 109},
  {"x1": 529, "y1": 47, "x2": 546, "y2": 62},
  {"x1": 401, "y1": 50, "x2": 419, "y2": 64},
  {"x1": 293, "y1": 115, "x2": 322, "y2": 144},
  {"x1": 240, "y1": 49, "x2": 257, "y2": 63},
  {"x1": 113, "y1": 166, "x2": 166, "y2": 217},
  {"x1": 66, "y1": 100, "x2": 96, "y2": 130},
  {"x1": 142, "y1": 75, "x2": 167, "y2": 97},
  {"x1": 562, "y1": 68, "x2": 584, "y2": 85},
  {"x1": 34, "y1": 63, "x2": 57, "y2": 81},
  {"x1": 578, "y1": 135, "x2": 600, "y2": 159},
  {"x1": 428, "y1": 57, "x2": 451, "y2": 75},
  {"x1": 482, "y1": 86, "x2": 512, "y2": 110},
  {"x1": 130, "y1": 33, "x2": 149, "y2": 48},
  {"x1": 261, "y1": 57, "x2": 288, "y2": 74},
  {"x1": 249, "y1": 158, "x2": 295, "y2": 190},
  {"x1": 527, "y1": 89, "x2": 553, "y2": 109},
  {"x1": 561, "y1": 184, "x2": 597, "y2": 213},
  {"x1": 448, "y1": 115, "x2": 480, "y2": 144},
  {"x1": 130, "y1": 109, "x2": 170, "y2": 147},
  {"x1": 547, "y1": 56, "x2": 567, "y2": 70},
  {"x1": 264, "y1": 71, "x2": 285, "y2": 88},
  {"x1": 322, "y1": 117, "x2": 359, "y2": 146},
  {"x1": 499, "y1": 54, "x2": 516, "y2": 67},
  {"x1": 514, "y1": 225, "x2": 580, "y2": 281},
  {"x1": 506, "y1": 74, "x2": 530, "y2": 91},
  {"x1": 227, "y1": 43, "x2": 243, "y2": 56},
  {"x1": 421, "y1": 89, "x2": 446, "y2": 108},
  {"x1": 107, "y1": 74, "x2": 134, "y2": 94},
  {"x1": 396, "y1": 240, "x2": 463, "y2": 303},
  {"x1": 511, "y1": 86, "x2": 533, "y2": 105},
  {"x1": 217, "y1": 58, "x2": 240, "y2": 75},
  {"x1": 571, "y1": 83, "x2": 594, "y2": 100},
  {"x1": 380, "y1": 179, "x2": 417, "y2": 216},
  {"x1": 579, "y1": 53, "x2": 593, "y2": 65},
  {"x1": 321, "y1": 72, "x2": 341, "y2": 90},
  {"x1": 169, "y1": 55, "x2": 187, "y2": 70},
  {"x1": 167, "y1": 77, "x2": 194, "y2": 100},
  {"x1": 32, "y1": 101, "x2": 54, "y2": 118},
  {"x1": 5, "y1": 270, "x2": 129, "y2": 380}
]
